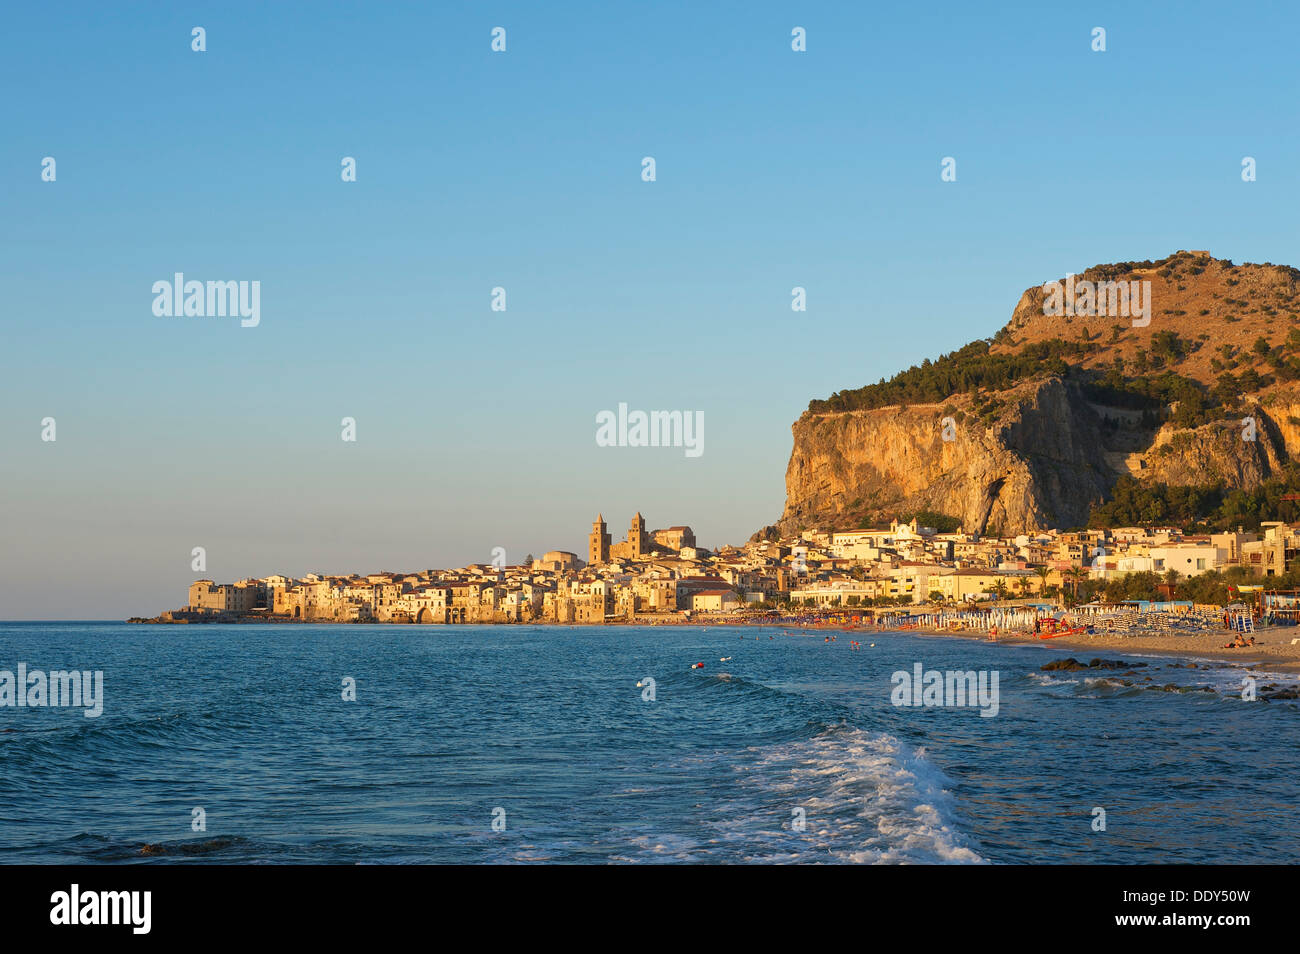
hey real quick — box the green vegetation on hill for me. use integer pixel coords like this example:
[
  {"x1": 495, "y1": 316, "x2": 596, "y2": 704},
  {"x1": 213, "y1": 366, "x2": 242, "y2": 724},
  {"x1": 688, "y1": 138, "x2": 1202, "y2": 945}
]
[
  {"x1": 1082, "y1": 365, "x2": 1228, "y2": 428},
  {"x1": 1071, "y1": 564, "x2": 1300, "y2": 607},
  {"x1": 807, "y1": 339, "x2": 1096, "y2": 414},
  {"x1": 1087, "y1": 471, "x2": 1300, "y2": 533},
  {"x1": 811, "y1": 329, "x2": 1273, "y2": 428}
]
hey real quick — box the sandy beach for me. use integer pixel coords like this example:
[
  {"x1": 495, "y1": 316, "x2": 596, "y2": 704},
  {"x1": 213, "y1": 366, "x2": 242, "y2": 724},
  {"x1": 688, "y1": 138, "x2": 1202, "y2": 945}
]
[
  {"x1": 907, "y1": 624, "x2": 1300, "y2": 672},
  {"x1": 646, "y1": 609, "x2": 1300, "y2": 673}
]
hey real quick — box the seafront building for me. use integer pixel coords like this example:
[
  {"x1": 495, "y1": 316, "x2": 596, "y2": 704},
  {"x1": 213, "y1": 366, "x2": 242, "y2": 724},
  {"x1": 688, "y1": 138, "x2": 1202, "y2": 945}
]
[{"x1": 158, "y1": 513, "x2": 1300, "y2": 624}]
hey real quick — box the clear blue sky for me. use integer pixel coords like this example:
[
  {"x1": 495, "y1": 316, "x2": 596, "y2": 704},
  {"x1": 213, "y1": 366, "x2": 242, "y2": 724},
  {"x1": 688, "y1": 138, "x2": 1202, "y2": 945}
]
[{"x1": 3, "y1": 1, "x2": 1297, "y2": 618}]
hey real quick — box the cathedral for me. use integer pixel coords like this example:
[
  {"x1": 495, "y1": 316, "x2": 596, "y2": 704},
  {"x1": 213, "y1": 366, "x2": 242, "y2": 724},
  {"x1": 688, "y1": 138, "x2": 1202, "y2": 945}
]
[{"x1": 588, "y1": 513, "x2": 695, "y2": 565}]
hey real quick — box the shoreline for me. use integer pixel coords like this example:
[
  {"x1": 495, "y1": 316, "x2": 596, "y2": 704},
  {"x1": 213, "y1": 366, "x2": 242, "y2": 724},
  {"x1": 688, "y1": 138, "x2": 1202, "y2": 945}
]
[
  {"x1": 121, "y1": 613, "x2": 1300, "y2": 673},
  {"x1": 896, "y1": 623, "x2": 1300, "y2": 673}
]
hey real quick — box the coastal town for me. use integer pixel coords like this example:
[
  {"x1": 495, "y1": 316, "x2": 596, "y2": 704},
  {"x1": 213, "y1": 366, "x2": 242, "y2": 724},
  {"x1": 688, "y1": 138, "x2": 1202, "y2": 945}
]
[{"x1": 137, "y1": 512, "x2": 1300, "y2": 633}]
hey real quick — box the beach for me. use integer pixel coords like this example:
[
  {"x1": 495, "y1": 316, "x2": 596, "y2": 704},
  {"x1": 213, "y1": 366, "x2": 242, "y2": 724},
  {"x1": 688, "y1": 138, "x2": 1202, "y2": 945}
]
[
  {"x1": 908, "y1": 623, "x2": 1300, "y2": 672},
  {"x1": 626, "y1": 606, "x2": 1300, "y2": 673}
]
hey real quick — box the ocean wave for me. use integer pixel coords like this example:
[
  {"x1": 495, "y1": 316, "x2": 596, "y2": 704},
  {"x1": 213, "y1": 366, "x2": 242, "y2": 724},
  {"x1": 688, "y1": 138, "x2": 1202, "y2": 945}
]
[
  {"x1": 611, "y1": 723, "x2": 983, "y2": 864},
  {"x1": 1026, "y1": 671, "x2": 1079, "y2": 688},
  {"x1": 0, "y1": 708, "x2": 245, "y2": 770}
]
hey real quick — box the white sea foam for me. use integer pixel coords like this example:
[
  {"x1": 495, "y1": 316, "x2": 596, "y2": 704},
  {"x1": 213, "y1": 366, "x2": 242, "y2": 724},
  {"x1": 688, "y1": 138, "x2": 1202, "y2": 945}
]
[
  {"x1": 1027, "y1": 671, "x2": 1079, "y2": 688},
  {"x1": 1081, "y1": 676, "x2": 1127, "y2": 688},
  {"x1": 1203, "y1": 664, "x2": 1300, "y2": 696},
  {"x1": 612, "y1": 726, "x2": 984, "y2": 864},
  {"x1": 772, "y1": 728, "x2": 983, "y2": 864}
]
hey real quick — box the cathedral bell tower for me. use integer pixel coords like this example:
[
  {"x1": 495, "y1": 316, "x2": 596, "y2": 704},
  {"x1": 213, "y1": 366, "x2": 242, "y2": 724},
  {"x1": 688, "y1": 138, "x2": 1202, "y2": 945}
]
[
  {"x1": 589, "y1": 514, "x2": 610, "y2": 565},
  {"x1": 629, "y1": 512, "x2": 647, "y2": 559}
]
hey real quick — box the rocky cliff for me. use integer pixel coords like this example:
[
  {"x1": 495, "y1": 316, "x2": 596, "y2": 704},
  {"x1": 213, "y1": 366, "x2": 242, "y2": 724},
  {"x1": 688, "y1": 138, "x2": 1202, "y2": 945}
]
[{"x1": 768, "y1": 252, "x2": 1300, "y2": 536}]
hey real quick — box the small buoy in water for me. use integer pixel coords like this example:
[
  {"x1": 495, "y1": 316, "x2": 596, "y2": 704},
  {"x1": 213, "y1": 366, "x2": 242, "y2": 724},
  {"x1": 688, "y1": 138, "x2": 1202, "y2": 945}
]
[
  {"x1": 691, "y1": 662, "x2": 704, "y2": 669},
  {"x1": 720, "y1": 656, "x2": 732, "y2": 662},
  {"x1": 636, "y1": 680, "x2": 643, "y2": 687},
  {"x1": 870, "y1": 643, "x2": 875, "y2": 648}
]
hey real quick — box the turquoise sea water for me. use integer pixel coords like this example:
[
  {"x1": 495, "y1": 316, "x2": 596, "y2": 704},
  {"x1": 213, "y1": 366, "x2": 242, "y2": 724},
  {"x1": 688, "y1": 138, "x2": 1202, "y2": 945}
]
[{"x1": 0, "y1": 622, "x2": 1296, "y2": 864}]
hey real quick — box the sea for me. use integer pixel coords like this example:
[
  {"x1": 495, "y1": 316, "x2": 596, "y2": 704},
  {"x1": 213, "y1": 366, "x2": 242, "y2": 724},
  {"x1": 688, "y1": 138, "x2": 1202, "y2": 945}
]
[{"x1": 1, "y1": 621, "x2": 1297, "y2": 864}]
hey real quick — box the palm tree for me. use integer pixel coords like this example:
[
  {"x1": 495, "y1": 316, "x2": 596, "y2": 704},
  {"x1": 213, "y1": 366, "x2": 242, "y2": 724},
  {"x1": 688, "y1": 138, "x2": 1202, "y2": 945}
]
[
  {"x1": 1034, "y1": 566, "x2": 1051, "y2": 596},
  {"x1": 1064, "y1": 566, "x2": 1087, "y2": 605}
]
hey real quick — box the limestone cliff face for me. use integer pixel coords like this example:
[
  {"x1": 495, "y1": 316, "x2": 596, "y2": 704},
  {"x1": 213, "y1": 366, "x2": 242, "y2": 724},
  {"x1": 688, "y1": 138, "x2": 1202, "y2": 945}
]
[
  {"x1": 1142, "y1": 415, "x2": 1283, "y2": 487},
  {"x1": 771, "y1": 253, "x2": 1300, "y2": 536},
  {"x1": 776, "y1": 380, "x2": 1296, "y2": 536},
  {"x1": 778, "y1": 379, "x2": 1111, "y2": 534}
]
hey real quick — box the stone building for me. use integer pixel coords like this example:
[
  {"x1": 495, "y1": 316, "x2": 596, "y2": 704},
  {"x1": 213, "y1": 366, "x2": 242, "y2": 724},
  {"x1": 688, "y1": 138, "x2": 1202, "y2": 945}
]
[
  {"x1": 188, "y1": 579, "x2": 259, "y2": 615},
  {"x1": 652, "y1": 526, "x2": 696, "y2": 551}
]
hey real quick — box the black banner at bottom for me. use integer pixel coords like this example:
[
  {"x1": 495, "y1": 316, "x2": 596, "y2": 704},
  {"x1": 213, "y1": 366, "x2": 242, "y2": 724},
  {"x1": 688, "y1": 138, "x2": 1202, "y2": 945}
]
[{"x1": 0, "y1": 864, "x2": 1275, "y2": 941}]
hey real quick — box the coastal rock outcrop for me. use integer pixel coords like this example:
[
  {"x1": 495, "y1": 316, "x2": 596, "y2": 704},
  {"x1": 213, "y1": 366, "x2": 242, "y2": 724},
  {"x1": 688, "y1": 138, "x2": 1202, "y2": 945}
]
[
  {"x1": 1041, "y1": 658, "x2": 1147, "y2": 671},
  {"x1": 772, "y1": 253, "x2": 1300, "y2": 535}
]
